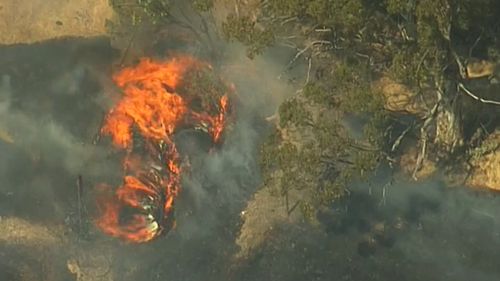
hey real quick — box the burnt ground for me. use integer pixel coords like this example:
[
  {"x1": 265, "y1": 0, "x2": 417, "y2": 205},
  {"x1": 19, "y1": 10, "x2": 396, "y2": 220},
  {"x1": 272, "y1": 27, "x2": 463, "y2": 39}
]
[{"x1": 1, "y1": 36, "x2": 500, "y2": 281}]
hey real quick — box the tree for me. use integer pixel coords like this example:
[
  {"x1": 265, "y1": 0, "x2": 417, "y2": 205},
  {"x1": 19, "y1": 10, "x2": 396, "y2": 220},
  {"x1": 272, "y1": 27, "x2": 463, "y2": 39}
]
[
  {"x1": 260, "y1": 83, "x2": 385, "y2": 221},
  {"x1": 221, "y1": 15, "x2": 275, "y2": 59}
]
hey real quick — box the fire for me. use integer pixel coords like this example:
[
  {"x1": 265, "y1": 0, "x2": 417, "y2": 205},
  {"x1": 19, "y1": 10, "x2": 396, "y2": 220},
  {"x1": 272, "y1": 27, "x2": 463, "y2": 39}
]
[{"x1": 96, "y1": 55, "x2": 232, "y2": 243}]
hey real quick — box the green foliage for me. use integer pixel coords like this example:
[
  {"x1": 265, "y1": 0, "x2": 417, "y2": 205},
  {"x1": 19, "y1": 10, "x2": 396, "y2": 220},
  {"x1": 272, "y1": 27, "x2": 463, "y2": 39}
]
[
  {"x1": 254, "y1": 0, "x2": 500, "y2": 225},
  {"x1": 415, "y1": 0, "x2": 450, "y2": 49},
  {"x1": 299, "y1": 201, "x2": 316, "y2": 222},
  {"x1": 259, "y1": 130, "x2": 282, "y2": 176},
  {"x1": 192, "y1": 0, "x2": 213, "y2": 12},
  {"x1": 222, "y1": 15, "x2": 275, "y2": 59},
  {"x1": 303, "y1": 82, "x2": 332, "y2": 105},
  {"x1": 335, "y1": 62, "x2": 388, "y2": 148},
  {"x1": 314, "y1": 180, "x2": 344, "y2": 206},
  {"x1": 351, "y1": 149, "x2": 380, "y2": 178},
  {"x1": 312, "y1": 111, "x2": 348, "y2": 156},
  {"x1": 388, "y1": 48, "x2": 420, "y2": 85},
  {"x1": 385, "y1": 0, "x2": 409, "y2": 15},
  {"x1": 261, "y1": 84, "x2": 385, "y2": 220},
  {"x1": 333, "y1": 60, "x2": 384, "y2": 115},
  {"x1": 363, "y1": 110, "x2": 389, "y2": 147},
  {"x1": 266, "y1": 0, "x2": 364, "y2": 31},
  {"x1": 306, "y1": 0, "x2": 364, "y2": 30},
  {"x1": 278, "y1": 98, "x2": 312, "y2": 127},
  {"x1": 138, "y1": 0, "x2": 171, "y2": 24},
  {"x1": 221, "y1": 0, "x2": 366, "y2": 57},
  {"x1": 266, "y1": 0, "x2": 304, "y2": 17}
]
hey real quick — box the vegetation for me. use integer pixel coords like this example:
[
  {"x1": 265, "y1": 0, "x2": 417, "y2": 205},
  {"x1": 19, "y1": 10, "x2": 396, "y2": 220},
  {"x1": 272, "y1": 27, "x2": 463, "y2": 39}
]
[
  {"x1": 220, "y1": 0, "x2": 500, "y2": 218},
  {"x1": 259, "y1": 60, "x2": 386, "y2": 220},
  {"x1": 111, "y1": 0, "x2": 500, "y2": 219},
  {"x1": 222, "y1": 15, "x2": 275, "y2": 59}
]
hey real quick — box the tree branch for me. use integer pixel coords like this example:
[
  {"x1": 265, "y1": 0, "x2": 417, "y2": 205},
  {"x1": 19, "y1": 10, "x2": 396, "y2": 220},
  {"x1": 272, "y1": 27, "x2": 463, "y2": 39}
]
[
  {"x1": 391, "y1": 122, "x2": 414, "y2": 152},
  {"x1": 458, "y1": 83, "x2": 500, "y2": 106},
  {"x1": 305, "y1": 57, "x2": 312, "y2": 85},
  {"x1": 413, "y1": 83, "x2": 442, "y2": 180},
  {"x1": 280, "y1": 40, "x2": 332, "y2": 77}
]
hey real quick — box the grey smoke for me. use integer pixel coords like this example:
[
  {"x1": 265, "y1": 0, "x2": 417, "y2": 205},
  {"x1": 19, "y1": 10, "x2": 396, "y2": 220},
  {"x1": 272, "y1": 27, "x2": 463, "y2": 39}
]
[{"x1": 1, "y1": 15, "x2": 500, "y2": 281}]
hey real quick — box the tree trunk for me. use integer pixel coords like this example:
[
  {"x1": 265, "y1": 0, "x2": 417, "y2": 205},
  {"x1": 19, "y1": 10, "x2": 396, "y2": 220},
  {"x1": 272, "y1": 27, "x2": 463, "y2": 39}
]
[{"x1": 433, "y1": 87, "x2": 463, "y2": 157}]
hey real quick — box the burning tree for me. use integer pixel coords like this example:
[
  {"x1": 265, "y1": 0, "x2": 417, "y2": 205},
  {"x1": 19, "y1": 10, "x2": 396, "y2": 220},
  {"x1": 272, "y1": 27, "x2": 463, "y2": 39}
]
[{"x1": 96, "y1": 54, "x2": 232, "y2": 243}]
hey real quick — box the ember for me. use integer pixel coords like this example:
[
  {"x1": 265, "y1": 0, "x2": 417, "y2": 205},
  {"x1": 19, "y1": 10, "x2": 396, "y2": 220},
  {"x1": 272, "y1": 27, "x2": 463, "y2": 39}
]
[{"x1": 96, "y1": 55, "x2": 231, "y2": 243}]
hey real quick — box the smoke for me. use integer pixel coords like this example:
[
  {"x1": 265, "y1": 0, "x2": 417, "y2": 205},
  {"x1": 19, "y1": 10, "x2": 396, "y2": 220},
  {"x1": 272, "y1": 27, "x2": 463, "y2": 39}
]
[
  {"x1": 1, "y1": 14, "x2": 300, "y2": 281},
  {"x1": 3, "y1": 4, "x2": 500, "y2": 281},
  {"x1": 110, "y1": 32, "x2": 304, "y2": 281},
  {"x1": 230, "y1": 169, "x2": 500, "y2": 281},
  {"x1": 0, "y1": 38, "x2": 121, "y2": 223}
]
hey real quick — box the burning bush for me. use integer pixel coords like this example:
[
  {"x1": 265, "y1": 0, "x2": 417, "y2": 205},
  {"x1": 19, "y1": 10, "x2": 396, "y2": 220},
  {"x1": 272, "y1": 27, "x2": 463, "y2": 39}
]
[{"x1": 95, "y1": 54, "x2": 233, "y2": 243}]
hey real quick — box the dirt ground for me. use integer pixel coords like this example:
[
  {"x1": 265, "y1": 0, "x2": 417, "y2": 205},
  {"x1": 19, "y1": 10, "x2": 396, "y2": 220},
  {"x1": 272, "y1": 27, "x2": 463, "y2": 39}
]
[{"x1": 0, "y1": 0, "x2": 114, "y2": 45}]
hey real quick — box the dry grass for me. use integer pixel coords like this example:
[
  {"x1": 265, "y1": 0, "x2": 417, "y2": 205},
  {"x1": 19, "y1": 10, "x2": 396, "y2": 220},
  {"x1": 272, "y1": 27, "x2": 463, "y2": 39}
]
[
  {"x1": 467, "y1": 130, "x2": 500, "y2": 191},
  {"x1": 0, "y1": 0, "x2": 115, "y2": 45},
  {"x1": 0, "y1": 216, "x2": 60, "y2": 246},
  {"x1": 398, "y1": 145, "x2": 438, "y2": 180},
  {"x1": 234, "y1": 186, "x2": 304, "y2": 259}
]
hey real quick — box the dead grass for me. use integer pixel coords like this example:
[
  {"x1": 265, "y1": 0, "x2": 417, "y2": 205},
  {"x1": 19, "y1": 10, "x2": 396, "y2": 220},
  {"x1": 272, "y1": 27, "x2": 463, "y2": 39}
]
[
  {"x1": 0, "y1": 0, "x2": 115, "y2": 45},
  {"x1": 0, "y1": 216, "x2": 60, "y2": 246},
  {"x1": 235, "y1": 186, "x2": 304, "y2": 259},
  {"x1": 467, "y1": 130, "x2": 500, "y2": 191}
]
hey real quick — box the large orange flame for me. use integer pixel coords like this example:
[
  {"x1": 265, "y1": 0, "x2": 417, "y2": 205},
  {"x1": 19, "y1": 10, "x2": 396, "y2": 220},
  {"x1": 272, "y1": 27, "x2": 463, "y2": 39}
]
[{"x1": 96, "y1": 55, "x2": 231, "y2": 243}]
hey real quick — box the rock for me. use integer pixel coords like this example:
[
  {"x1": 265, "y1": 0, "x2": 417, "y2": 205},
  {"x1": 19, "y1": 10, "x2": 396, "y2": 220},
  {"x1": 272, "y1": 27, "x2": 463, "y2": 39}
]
[
  {"x1": 466, "y1": 59, "x2": 497, "y2": 79},
  {"x1": 372, "y1": 76, "x2": 428, "y2": 117}
]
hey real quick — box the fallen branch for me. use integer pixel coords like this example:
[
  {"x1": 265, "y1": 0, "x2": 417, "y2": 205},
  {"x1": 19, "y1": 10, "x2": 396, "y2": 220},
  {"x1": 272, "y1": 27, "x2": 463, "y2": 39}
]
[
  {"x1": 287, "y1": 200, "x2": 301, "y2": 216},
  {"x1": 280, "y1": 40, "x2": 332, "y2": 77},
  {"x1": 458, "y1": 83, "x2": 500, "y2": 106},
  {"x1": 315, "y1": 28, "x2": 332, "y2": 33},
  {"x1": 391, "y1": 122, "x2": 414, "y2": 152},
  {"x1": 305, "y1": 57, "x2": 312, "y2": 85}
]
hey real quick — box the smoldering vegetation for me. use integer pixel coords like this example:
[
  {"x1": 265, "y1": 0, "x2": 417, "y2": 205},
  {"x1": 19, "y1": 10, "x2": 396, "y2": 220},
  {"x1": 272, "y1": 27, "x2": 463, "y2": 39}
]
[{"x1": 0, "y1": 25, "x2": 500, "y2": 281}]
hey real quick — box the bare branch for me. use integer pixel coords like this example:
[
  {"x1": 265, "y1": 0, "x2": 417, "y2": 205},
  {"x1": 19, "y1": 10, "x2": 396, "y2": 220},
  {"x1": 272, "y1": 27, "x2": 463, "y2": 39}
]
[
  {"x1": 452, "y1": 51, "x2": 467, "y2": 79},
  {"x1": 468, "y1": 34, "x2": 482, "y2": 58},
  {"x1": 280, "y1": 16, "x2": 298, "y2": 26},
  {"x1": 284, "y1": 40, "x2": 332, "y2": 70},
  {"x1": 305, "y1": 57, "x2": 312, "y2": 85},
  {"x1": 315, "y1": 28, "x2": 332, "y2": 33},
  {"x1": 458, "y1": 83, "x2": 500, "y2": 106},
  {"x1": 391, "y1": 122, "x2": 414, "y2": 152}
]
